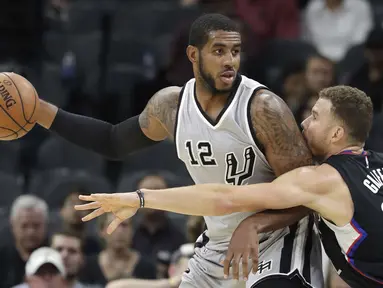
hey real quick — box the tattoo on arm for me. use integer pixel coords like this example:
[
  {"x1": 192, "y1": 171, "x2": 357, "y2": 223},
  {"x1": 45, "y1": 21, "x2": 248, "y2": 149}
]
[
  {"x1": 139, "y1": 86, "x2": 181, "y2": 141},
  {"x1": 251, "y1": 90, "x2": 313, "y2": 176}
]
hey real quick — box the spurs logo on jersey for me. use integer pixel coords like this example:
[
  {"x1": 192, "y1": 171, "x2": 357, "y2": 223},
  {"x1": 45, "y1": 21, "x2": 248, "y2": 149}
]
[
  {"x1": 174, "y1": 75, "x2": 276, "y2": 251},
  {"x1": 225, "y1": 146, "x2": 256, "y2": 185}
]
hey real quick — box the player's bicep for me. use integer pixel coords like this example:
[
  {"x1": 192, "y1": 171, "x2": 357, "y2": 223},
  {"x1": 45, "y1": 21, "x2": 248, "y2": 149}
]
[
  {"x1": 139, "y1": 86, "x2": 181, "y2": 141},
  {"x1": 236, "y1": 167, "x2": 321, "y2": 211},
  {"x1": 250, "y1": 90, "x2": 313, "y2": 176}
]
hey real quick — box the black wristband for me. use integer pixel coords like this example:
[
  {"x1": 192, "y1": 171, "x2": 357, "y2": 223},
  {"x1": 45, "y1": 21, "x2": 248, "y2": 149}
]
[{"x1": 136, "y1": 189, "x2": 145, "y2": 208}]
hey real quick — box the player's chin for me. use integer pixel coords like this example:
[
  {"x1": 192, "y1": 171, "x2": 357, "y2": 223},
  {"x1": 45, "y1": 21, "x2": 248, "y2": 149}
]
[{"x1": 215, "y1": 80, "x2": 234, "y2": 92}]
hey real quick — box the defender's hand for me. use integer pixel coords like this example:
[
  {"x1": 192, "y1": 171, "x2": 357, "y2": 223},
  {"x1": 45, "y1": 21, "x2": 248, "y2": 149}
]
[
  {"x1": 75, "y1": 193, "x2": 140, "y2": 234},
  {"x1": 223, "y1": 216, "x2": 259, "y2": 281}
]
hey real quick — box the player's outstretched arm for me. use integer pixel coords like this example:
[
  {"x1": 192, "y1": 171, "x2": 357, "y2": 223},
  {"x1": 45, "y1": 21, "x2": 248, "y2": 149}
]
[
  {"x1": 75, "y1": 165, "x2": 339, "y2": 218},
  {"x1": 36, "y1": 86, "x2": 181, "y2": 160}
]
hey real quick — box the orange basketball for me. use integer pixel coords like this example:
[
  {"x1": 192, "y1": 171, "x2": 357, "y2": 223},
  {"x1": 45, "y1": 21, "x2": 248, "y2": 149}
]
[{"x1": 0, "y1": 72, "x2": 39, "y2": 140}]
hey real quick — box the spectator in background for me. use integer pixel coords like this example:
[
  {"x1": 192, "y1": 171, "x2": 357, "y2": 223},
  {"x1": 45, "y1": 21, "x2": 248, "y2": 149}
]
[
  {"x1": 346, "y1": 27, "x2": 383, "y2": 114},
  {"x1": 55, "y1": 187, "x2": 101, "y2": 255},
  {"x1": 12, "y1": 247, "x2": 67, "y2": 288},
  {"x1": 302, "y1": 0, "x2": 373, "y2": 62},
  {"x1": 0, "y1": 195, "x2": 48, "y2": 287},
  {"x1": 79, "y1": 213, "x2": 156, "y2": 286},
  {"x1": 235, "y1": 0, "x2": 300, "y2": 44},
  {"x1": 105, "y1": 243, "x2": 195, "y2": 288},
  {"x1": 132, "y1": 174, "x2": 186, "y2": 278},
  {"x1": 305, "y1": 54, "x2": 335, "y2": 94},
  {"x1": 51, "y1": 230, "x2": 99, "y2": 288},
  {"x1": 186, "y1": 216, "x2": 206, "y2": 243},
  {"x1": 277, "y1": 62, "x2": 307, "y2": 115},
  {"x1": 365, "y1": 112, "x2": 383, "y2": 153}
]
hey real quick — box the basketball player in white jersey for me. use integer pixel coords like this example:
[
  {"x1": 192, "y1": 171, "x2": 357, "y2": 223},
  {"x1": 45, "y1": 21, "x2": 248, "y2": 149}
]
[{"x1": 36, "y1": 14, "x2": 323, "y2": 288}]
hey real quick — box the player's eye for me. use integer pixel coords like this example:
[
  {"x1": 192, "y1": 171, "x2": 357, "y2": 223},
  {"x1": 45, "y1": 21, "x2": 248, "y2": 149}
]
[
  {"x1": 232, "y1": 49, "x2": 240, "y2": 56},
  {"x1": 214, "y1": 49, "x2": 223, "y2": 55}
]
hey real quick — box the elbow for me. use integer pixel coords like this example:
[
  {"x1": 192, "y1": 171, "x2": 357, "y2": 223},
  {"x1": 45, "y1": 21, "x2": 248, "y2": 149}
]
[
  {"x1": 213, "y1": 198, "x2": 237, "y2": 216},
  {"x1": 212, "y1": 189, "x2": 245, "y2": 215}
]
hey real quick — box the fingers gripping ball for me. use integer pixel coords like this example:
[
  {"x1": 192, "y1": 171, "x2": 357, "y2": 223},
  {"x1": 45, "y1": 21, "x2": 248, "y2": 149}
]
[{"x1": 0, "y1": 72, "x2": 40, "y2": 140}]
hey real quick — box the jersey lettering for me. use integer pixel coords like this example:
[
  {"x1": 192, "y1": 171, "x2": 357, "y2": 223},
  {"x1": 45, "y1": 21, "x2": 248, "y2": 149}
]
[
  {"x1": 185, "y1": 140, "x2": 217, "y2": 166},
  {"x1": 225, "y1": 146, "x2": 256, "y2": 185}
]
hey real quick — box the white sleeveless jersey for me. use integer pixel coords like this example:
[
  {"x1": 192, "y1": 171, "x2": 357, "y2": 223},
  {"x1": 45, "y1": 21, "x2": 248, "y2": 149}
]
[{"x1": 175, "y1": 75, "x2": 276, "y2": 251}]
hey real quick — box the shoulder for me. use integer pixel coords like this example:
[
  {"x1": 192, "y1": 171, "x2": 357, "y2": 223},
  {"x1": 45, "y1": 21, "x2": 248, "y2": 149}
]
[
  {"x1": 249, "y1": 88, "x2": 296, "y2": 130},
  {"x1": 250, "y1": 89, "x2": 286, "y2": 112},
  {"x1": 150, "y1": 86, "x2": 182, "y2": 107}
]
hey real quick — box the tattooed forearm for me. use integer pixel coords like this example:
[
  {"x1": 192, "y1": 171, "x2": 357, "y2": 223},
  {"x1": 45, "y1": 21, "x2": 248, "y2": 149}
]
[
  {"x1": 251, "y1": 90, "x2": 313, "y2": 175},
  {"x1": 139, "y1": 86, "x2": 181, "y2": 141}
]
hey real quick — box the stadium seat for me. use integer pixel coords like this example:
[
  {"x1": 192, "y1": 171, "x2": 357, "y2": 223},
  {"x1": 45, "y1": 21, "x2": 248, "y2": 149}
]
[
  {"x1": 36, "y1": 136, "x2": 106, "y2": 175},
  {"x1": 255, "y1": 39, "x2": 317, "y2": 88},
  {"x1": 121, "y1": 140, "x2": 190, "y2": 178},
  {"x1": 0, "y1": 142, "x2": 21, "y2": 175},
  {"x1": 337, "y1": 44, "x2": 366, "y2": 82},
  {"x1": 0, "y1": 172, "x2": 24, "y2": 210},
  {"x1": 28, "y1": 168, "x2": 113, "y2": 208}
]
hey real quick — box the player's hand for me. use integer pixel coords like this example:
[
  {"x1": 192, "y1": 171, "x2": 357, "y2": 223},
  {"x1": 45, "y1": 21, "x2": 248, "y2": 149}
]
[
  {"x1": 223, "y1": 216, "x2": 259, "y2": 281},
  {"x1": 74, "y1": 193, "x2": 139, "y2": 234}
]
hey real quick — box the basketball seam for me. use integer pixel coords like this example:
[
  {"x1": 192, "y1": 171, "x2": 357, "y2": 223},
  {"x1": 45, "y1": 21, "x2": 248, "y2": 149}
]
[
  {"x1": 2, "y1": 72, "x2": 36, "y2": 124},
  {"x1": 0, "y1": 118, "x2": 35, "y2": 139},
  {"x1": 0, "y1": 105, "x2": 27, "y2": 132}
]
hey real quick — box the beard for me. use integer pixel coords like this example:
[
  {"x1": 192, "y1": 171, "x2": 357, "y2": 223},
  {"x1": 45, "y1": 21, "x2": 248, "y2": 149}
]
[{"x1": 198, "y1": 54, "x2": 233, "y2": 95}]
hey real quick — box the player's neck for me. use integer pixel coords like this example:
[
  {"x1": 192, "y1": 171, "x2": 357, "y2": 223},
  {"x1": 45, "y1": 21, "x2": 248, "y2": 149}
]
[
  {"x1": 325, "y1": 144, "x2": 364, "y2": 160},
  {"x1": 195, "y1": 84, "x2": 230, "y2": 109}
]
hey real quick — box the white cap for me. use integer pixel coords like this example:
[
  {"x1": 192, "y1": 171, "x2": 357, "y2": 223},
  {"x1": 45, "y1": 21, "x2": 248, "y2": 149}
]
[{"x1": 25, "y1": 247, "x2": 66, "y2": 277}]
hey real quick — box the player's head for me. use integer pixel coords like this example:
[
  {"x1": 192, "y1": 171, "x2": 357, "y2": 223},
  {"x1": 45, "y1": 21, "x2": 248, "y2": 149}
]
[
  {"x1": 187, "y1": 13, "x2": 241, "y2": 94},
  {"x1": 301, "y1": 86, "x2": 373, "y2": 160}
]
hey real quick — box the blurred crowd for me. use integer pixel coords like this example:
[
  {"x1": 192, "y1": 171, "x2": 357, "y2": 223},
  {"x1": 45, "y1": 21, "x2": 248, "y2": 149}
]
[{"x1": 0, "y1": 0, "x2": 382, "y2": 287}]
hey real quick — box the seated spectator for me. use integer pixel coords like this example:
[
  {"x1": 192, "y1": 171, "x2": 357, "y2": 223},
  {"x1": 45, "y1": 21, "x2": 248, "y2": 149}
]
[
  {"x1": 305, "y1": 54, "x2": 335, "y2": 94},
  {"x1": 79, "y1": 213, "x2": 156, "y2": 286},
  {"x1": 235, "y1": 0, "x2": 300, "y2": 45},
  {"x1": 132, "y1": 174, "x2": 186, "y2": 278},
  {"x1": 345, "y1": 27, "x2": 383, "y2": 114},
  {"x1": 365, "y1": 112, "x2": 383, "y2": 153},
  {"x1": 51, "y1": 187, "x2": 101, "y2": 255},
  {"x1": 51, "y1": 230, "x2": 101, "y2": 288},
  {"x1": 302, "y1": 0, "x2": 373, "y2": 61},
  {"x1": 0, "y1": 195, "x2": 48, "y2": 287},
  {"x1": 277, "y1": 62, "x2": 307, "y2": 114},
  {"x1": 12, "y1": 247, "x2": 67, "y2": 288},
  {"x1": 106, "y1": 243, "x2": 195, "y2": 288}
]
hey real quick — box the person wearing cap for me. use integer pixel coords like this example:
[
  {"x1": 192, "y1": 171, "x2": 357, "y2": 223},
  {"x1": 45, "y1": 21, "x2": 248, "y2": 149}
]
[{"x1": 12, "y1": 247, "x2": 67, "y2": 288}]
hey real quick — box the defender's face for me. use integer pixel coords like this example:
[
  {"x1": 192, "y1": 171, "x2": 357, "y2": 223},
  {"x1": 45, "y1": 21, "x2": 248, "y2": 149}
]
[
  {"x1": 198, "y1": 30, "x2": 241, "y2": 93},
  {"x1": 301, "y1": 98, "x2": 335, "y2": 159}
]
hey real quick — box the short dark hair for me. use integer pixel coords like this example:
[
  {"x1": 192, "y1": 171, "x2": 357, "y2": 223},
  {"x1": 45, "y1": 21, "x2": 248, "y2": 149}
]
[
  {"x1": 51, "y1": 229, "x2": 84, "y2": 252},
  {"x1": 188, "y1": 13, "x2": 240, "y2": 49},
  {"x1": 319, "y1": 86, "x2": 373, "y2": 144}
]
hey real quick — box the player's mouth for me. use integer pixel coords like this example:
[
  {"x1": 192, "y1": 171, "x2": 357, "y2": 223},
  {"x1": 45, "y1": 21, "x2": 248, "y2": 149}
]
[{"x1": 220, "y1": 70, "x2": 235, "y2": 85}]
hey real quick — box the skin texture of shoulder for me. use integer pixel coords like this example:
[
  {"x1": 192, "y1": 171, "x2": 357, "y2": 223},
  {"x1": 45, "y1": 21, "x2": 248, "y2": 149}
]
[
  {"x1": 138, "y1": 86, "x2": 181, "y2": 141},
  {"x1": 249, "y1": 89, "x2": 314, "y2": 176}
]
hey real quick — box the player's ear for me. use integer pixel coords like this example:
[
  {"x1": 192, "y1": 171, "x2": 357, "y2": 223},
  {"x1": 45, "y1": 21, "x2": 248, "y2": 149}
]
[
  {"x1": 332, "y1": 126, "x2": 345, "y2": 143},
  {"x1": 186, "y1": 45, "x2": 198, "y2": 64}
]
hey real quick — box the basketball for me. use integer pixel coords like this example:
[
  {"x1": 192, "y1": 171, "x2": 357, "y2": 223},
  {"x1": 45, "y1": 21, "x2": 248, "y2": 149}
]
[{"x1": 0, "y1": 72, "x2": 39, "y2": 141}]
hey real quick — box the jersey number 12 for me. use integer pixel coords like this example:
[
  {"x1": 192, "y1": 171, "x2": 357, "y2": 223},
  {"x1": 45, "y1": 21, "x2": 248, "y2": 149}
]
[{"x1": 185, "y1": 140, "x2": 256, "y2": 185}]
